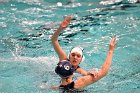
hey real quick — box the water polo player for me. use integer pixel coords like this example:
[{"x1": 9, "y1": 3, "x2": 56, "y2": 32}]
[{"x1": 51, "y1": 16, "x2": 116, "y2": 90}]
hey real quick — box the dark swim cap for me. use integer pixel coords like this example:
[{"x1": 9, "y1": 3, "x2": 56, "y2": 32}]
[{"x1": 55, "y1": 60, "x2": 75, "y2": 78}]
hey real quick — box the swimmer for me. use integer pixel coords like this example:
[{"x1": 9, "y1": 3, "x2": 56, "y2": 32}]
[
  {"x1": 51, "y1": 16, "x2": 91, "y2": 90},
  {"x1": 51, "y1": 16, "x2": 116, "y2": 90}
]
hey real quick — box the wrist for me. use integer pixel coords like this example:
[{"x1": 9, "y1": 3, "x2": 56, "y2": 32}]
[
  {"x1": 109, "y1": 50, "x2": 113, "y2": 53},
  {"x1": 59, "y1": 26, "x2": 65, "y2": 30}
]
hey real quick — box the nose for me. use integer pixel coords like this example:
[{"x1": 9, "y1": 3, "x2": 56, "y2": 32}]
[{"x1": 73, "y1": 55, "x2": 78, "y2": 59}]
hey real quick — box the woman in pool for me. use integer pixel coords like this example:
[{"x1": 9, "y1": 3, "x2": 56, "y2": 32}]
[{"x1": 51, "y1": 16, "x2": 116, "y2": 90}]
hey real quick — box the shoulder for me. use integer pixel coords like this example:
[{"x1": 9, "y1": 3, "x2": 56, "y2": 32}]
[
  {"x1": 76, "y1": 66, "x2": 80, "y2": 69},
  {"x1": 74, "y1": 66, "x2": 81, "y2": 71},
  {"x1": 75, "y1": 67, "x2": 86, "y2": 74}
]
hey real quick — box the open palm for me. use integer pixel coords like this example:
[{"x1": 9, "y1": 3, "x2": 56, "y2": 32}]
[{"x1": 60, "y1": 16, "x2": 72, "y2": 28}]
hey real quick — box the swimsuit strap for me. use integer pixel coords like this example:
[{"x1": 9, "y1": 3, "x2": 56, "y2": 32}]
[
  {"x1": 74, "y1": 65, "x2": 80, "y2": 71},
  {"x1": 59, "y1": 81, "x2": 74, "y2": 90}
]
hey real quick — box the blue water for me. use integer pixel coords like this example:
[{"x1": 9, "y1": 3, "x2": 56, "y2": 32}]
[{"x1": 0, "y1": 0, "x2": 140, "y2": 93}]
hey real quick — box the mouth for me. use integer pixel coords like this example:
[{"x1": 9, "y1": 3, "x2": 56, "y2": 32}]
[{"x1": 73, "y1": 60, "x2": 77, "y2": 63}]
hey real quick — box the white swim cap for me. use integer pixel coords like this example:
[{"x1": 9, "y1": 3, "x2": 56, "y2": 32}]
[
  {"x1": 69, "y1": 47, "x2": 85, "y2": 62},
  {"x1": 70, "y1": 47, "x2": 83, "y2": 56}
]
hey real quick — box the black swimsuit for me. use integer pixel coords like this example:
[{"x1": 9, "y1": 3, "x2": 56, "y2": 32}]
[
  {"x1": 59, "y1": 81, "x2": 75, "y2": 90},
  {"x1": 59, "y1": 65, "x2": 80, "y2": 90},
  {"x1": 59, "y1": 81, "x2": 86, "y2": 93}
]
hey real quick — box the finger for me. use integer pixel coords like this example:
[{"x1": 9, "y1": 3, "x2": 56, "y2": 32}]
[
  {"x1": 112, "y1": 37, "x2": 117, "y2": 47},
  {"x1": 110, "y1": 37, "x2": 114, "y2": 43},
  {"x1": 113, "y1": 37, "x2": 117, "y2": 44},
  {"x1": 112, "y1": 37, "x2": 116, "y2": 43},
  {"x1": 111, "y1": 36, "x2": 116, "y2": 43},
  {"x1": 63, "y1": 16, "x2": 67, "y2": 21},
  {"x1": 114, "y1": 38, "x2": 116, "y2": 44},
  {"x1": 66, "y1": 16, "x2": 72, "y2": 22}
]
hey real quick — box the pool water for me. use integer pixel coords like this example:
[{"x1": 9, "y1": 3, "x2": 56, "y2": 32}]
[{"x1": 0, "y1": 0, "x2": 140, "y2": 93}]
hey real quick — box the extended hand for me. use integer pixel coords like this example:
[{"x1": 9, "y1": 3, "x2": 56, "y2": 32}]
[
  {"x1": 60, "y1": 16, "x2": 72, "y2": 29},
  {"x1": 109, "y1": 36, "x2": 117, "y2": 52}
]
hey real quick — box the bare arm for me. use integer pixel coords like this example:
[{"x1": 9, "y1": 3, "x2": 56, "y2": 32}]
[
  {"x1": 98, "y1": 36, "x2": 116, "y2": 78},
  {"x1": 76, "y1": 68, "x2": 92, "y2": 76},
  {"x1": 51, "y1": 16, "x2": 72, "y2": 61},
  {"x1": 74, "y1": 37, "x2": 117, "y2": 89}
]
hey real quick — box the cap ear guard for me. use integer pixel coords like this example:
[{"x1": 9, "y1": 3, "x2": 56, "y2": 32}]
[{"x1": 81, "y1": 55, "x2": 85, "y2": 62}]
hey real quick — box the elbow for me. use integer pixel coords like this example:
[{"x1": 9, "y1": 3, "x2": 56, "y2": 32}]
[
  {"x1": 103, "y1": 71, "x2": 108, "y2": 76},
  {"x1": 101, "y1": 72, "x2": 107, "y2": 78},
  {"x1": 100, "y1": 69, "x2": 109, "y2": 77}
]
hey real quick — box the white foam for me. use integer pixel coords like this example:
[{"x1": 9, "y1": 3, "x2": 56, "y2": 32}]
[
  {"x1": 0, "y1": 56, "x2": 58, "y2": 64},
  {"x1": 57, "y1": 2, "x2": 62, "y2": 6}
]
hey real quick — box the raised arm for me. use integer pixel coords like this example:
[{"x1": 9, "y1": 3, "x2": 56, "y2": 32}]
[
  {"x1": 74, "y1": 37, "x2": 116, "y2": 89},
  {"x1": 51, "y1": 16, "x2": 72, "y2": 61},
  {"x1": 98, "y1": 36, "x2": 116, "y2": 78}
]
